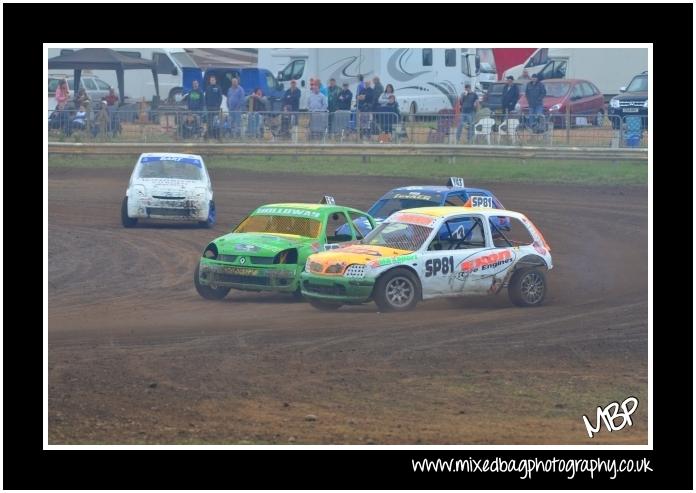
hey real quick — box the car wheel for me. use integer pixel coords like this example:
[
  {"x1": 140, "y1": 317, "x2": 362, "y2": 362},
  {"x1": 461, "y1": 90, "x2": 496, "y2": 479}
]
[
  {"x1": 194, "y1": 263, "x2": 230, "y2": 300},
  {"x1": 594, "y1": 110, "x2": 605, "y2": 127},
  {"x1": 373, "y1": 268, "x2": 421, "y2": 312},
  {"x1": 199, "y1": 200, "x2": 216, "y2": 228},
  {"x1": 291, "y1": 286, "x2": 304, "y2": 301},
  {"x1": 121, "y1": 196, "x2": 137, "y2": 228},
  {"x1": 308, "y1": 299, "x2": 342, "y2": 311},
  {"x1": 508, "y1": 268, "x2": 546, "y2": 307}
]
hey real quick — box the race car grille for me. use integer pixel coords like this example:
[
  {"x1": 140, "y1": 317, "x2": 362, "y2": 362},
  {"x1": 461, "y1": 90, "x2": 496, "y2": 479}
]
[
  {"x1": 250, "y1": 256, "x2": 274, "y2": 265},
  {"x1": 213, "y1": 273, "x2": 270, "y2": 286},
  {"x1": 303, "y1": 281, "x2": 346, "y2": 296},
  {"x1": 217, "y1": 254, "x2": 238, "y2": 263},
  {"x1": 152, "y1": 195, "x2": 186, "y2": 200},
  {"x1": 147, "y1": 207, "x2": 192, "y2": 216},
  {"x1": 344, "y1": 264, "x2": 366, "y2": 278}
]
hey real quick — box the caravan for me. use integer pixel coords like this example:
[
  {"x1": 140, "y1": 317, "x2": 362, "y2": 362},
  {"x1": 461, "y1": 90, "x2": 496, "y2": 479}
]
[{"x1": 258, "y1": 48, "x2": 482, "y2": 115}]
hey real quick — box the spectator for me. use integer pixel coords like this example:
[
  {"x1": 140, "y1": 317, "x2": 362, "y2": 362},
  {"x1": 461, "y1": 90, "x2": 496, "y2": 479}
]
[
  {"x1": 246, "y1": 88, "x2": 267, "y2": 139},
  {"x1": 357, "y1": 74, "x2": 365, "y2": 94},
  {"x1": 55, "y1": 79, "x2": 70, "y2": 109},
  {"x1": 71, "y1": 105, "x2": 88, "y2": 132},
  {"x1": 282, "y1": 79, "x2": 301, "y2": 112},
  {"x1": 92, "y1": 101, "x2": 111, "y2": 138},
  {"x1": 204, "y1": 74, "x2": 223, "y2": 139},
  {"x1": 372, "y1": 76, "x2": 384, "y2": 110},
  {"x1": 525, "y1": 73, "x2": 546, "y2": 133},
  {"x1": 327, "y1": 78, "x2": 341, "y2": 134},
  {"x1": 378, "y1": 83, "x2": 395, "y2": 106},
  {"x1": 307, "y1": 83, "x2": 328, "y2": 112},
  {"x1": 456, "y1": 83, "x2": 479, "y2": 143},
  {"x1": 180, "y1": 112, "x2": 200, "y2": 139},
  {"x1": 501, "y1": 75, "x2": 520, "y2": 116},
  {"x1": 337, "y1": 82, "x2": 353, "y2": 111},
  {"x1": 314, "y1": 77, "x2": 328, "y2": 97},
  {"x1": 357, "y1": 79, "x2": 374, "y2": 112},
  {"x1": 327, "y1": 78, "x2": 340, "y2": 112},
  {"x1": 75, "y1": 87, "x2": 91, "y2": 111},
  {"x1": 378, "y1": 94, "x2": 400, "y2": 135},
  {"x1": 187, "y1": 79, "x2": 205, "y2": 113},
  {"x1": 103, "y1": 87, "x2": 119, "y2": 107},
  {"x1": 226, "y1": 77, "x2": 245, "y2": 138}
]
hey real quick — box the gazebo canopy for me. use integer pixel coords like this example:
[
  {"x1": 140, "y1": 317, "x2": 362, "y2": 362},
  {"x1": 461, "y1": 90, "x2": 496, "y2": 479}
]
[{"x1": 48, "y1": 48, "x2": 159, "y2": 104}]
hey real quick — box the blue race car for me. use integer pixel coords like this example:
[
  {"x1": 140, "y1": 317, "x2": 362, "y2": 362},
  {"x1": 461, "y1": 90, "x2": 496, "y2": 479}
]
[{"x1": 339, "y1": 177, "x2": 509, "y2": 239}]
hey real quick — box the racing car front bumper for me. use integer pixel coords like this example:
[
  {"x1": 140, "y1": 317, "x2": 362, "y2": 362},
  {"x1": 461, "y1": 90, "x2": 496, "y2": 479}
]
[
  {"x1": 129, "y1": 197, "x2": 208, "y2": 221},
  {"x1": 300, "y1": 271, "x2": 375, "y2": 303},
  {"x1": 198, "y1": 259, "x2": 298, "y2": 292}
]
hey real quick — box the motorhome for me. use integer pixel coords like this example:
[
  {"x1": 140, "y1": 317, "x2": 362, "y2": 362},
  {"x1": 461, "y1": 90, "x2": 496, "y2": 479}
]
[
  {"x1": 257, "y1": 48, "x2": 482, "y2": 114},
  {"x1": 503, "y1": 48, "x2": 648, "y2": 101},
  {"x1": 48, "y1": 48, "x2": 200, "y2": 103}
]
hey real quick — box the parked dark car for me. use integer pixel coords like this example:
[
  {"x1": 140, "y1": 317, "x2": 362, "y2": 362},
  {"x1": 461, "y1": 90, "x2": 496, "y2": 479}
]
[
  {"x1": 481, "y1": 80, "x2": 527, "y2": 114},
  {"x1": 517, "y1": 78, "x2": 606, "y2": 128},
  {"x1": 608, "y1": 72, "x2": 648, "y2": 130}
]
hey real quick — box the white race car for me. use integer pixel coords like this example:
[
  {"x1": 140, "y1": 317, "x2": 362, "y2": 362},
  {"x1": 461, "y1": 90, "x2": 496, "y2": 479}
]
[
  {"x1": 301, "y1": 206, "x2": 553, "y2": 311},
  {"x1": 121, "y1": 153, "x2": 215, "y2": 228}
]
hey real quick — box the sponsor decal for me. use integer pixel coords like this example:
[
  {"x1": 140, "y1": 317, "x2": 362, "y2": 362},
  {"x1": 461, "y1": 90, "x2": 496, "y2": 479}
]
[
  {"x1": 370, "y1": 253, "x2": 418, "y2": 268},
  {"x1": 234, "y1": 244, "x2": 260, "y2": 252},
  {"x1": 425, "y1": 256, "x2": 455, "y2": 277},
  {"x1": 391, "y1": 192, "x2": 436, "y2": 201},
  {"x1": 389, "y1": 212, "x2": 436, "y2": 227},
  {"x1": 141, "y1": 156, "x2": 202, "y2": 168},
  {"x1": 459, "y1": 250, "x2": 513, "y2": 275},
  {"x1": 464, "y1": 195, "x2": 494, "y2": 208},
  {"x1": 255, "y1": 207, "x2": 322, "y2": 219},
  {"x1": 224, "y1": 266, "x2": 257, "y2": 276},
  {"x1": 520, "y1": 215, "x2": 551, "y2": 252},
  {"x1": 341, "y1": 246, "x2": 384, "y2": 256}
]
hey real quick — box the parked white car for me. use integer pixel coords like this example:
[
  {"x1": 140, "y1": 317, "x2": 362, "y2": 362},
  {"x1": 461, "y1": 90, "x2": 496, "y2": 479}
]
[{"x1": 122, "y1": 153, "x2": 215, "y2": 228}]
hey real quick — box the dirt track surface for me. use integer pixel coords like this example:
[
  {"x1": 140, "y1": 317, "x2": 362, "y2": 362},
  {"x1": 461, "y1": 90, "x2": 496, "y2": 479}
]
[{"x1": 48, "y1": 167, "x2": 648, "y2": 444}]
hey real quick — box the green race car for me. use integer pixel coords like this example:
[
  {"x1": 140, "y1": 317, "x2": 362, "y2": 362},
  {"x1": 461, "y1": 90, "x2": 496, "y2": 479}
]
[{"x1": 194, "y1": 197, "x2": 375, "y2": 300}]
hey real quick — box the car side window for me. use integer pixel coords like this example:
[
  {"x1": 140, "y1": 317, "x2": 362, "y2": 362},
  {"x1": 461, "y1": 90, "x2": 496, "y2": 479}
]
[
  {"x1": 489, "y1": 217, "x2": 534, "y2": 248},
  {"x1": 571, "y1": 84, "x2": 584, "y2": 100},
  {"x1": 444, "y1": 193, "x2": 467, "y2": 206},
  {"x1": 326, "y1": 211, "x2": 352, "y2": 243},
  {"x1": 580, "y1": 82, "x2": 595, "y2": 97},
  {"x1": 428, "y1": 217, "x2": 485, "y2": 251},
  {"x1": 82, "y1": 78, "x2": 97, "y2": 90},
  {"x1": 348, "y1": 211, "x2": 372, "y2": 240},
  {"x1": 95, "y1": 79, "x2": 111, "y2": 90}
]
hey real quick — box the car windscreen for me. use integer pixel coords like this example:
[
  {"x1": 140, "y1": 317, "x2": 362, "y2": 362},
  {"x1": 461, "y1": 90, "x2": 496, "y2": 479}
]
[
  {"x1": 234, "y1": 215, "x2": 321, "y2": 239},
  {"x1": 137, "y1": 158, "x2": 203, "y2": 180},
  {"x1": 543, "y1": 82, "x2": 571, "y2": 98},
  {"x1": 368, "y1": 198, "x2": 437, "y2": 219},
  {"x1": 362, "y1": 222, "x2": 433, "y2": 252},
  {"x1": 626, "y1": 75, "x2": 647, "y2": 92}
]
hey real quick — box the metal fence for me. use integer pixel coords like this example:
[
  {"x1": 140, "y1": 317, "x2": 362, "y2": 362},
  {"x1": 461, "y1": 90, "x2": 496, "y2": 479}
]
[{"x1": 48, "y1": 107, "x2": 648, "y2": 149}]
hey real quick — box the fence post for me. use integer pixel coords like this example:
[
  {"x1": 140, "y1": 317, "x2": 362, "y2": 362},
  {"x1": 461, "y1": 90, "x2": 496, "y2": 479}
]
[{"x1": 565, "y1": 106, "x2": 571, "y2": 145}]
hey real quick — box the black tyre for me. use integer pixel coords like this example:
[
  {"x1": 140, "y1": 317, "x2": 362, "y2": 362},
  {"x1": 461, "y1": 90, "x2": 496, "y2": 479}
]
[
  {"x1": 291, "y1": 287, "x2": 305, "y2": 301},
  {"x1": 594, "y1": 110, "x2": 605, "y2": 127},
  {"x1": 194, "y1": 263, "x2": 230, "y2": 300},
  {"x1": 373, "y1": 268, "x2": 421, "y2": 312},
  {"x1": 121, "y1": 197, "x2": 137, "y2": 228},
  {"x1": 308, "y1": 299, "x2": 342, "y2": 311},
  {"x1": 508, "y1": 268, "x2": 547, "y2": 307}
]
